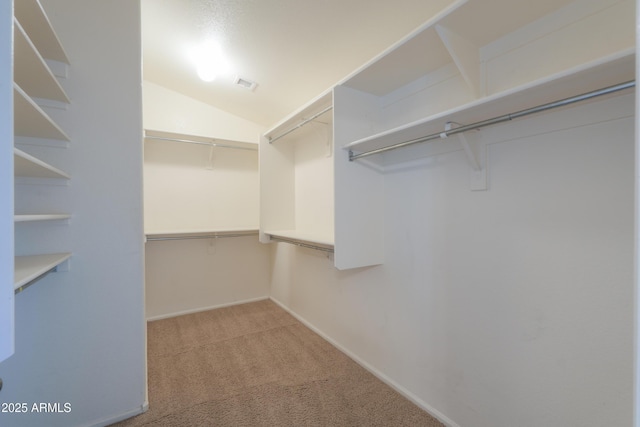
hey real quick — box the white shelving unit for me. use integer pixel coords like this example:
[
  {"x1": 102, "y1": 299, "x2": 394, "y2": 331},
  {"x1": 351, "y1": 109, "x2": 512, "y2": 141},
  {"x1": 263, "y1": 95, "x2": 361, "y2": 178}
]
[
  {"x1": 14, "y1": 253, "x2": 71, "y2": 292},
  {"x1": 259, "y1": 90, "x2": 336, "y2": 254},
  {"x1": 261, "y1": 0, "x2": 635, "y2": 270},
  {"x1": 14, "y1": 147, "x2": 69, "y2": 179},
  {"x1": 12, "y1": 0, "x2": 72, "y2": 292},
  {"x1": 144, "y1": 129, "x2": 260, "y2": 238},
  {"x1": 339, "y1": 0, "x2": 634, "y2": 164}
]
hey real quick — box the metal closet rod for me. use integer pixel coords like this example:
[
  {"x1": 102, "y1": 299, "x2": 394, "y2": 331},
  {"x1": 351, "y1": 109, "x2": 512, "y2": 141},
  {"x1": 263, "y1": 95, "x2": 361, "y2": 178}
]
[
  {"x1": 270, "y1": 236, "x2": 335, "y2": 253},
  {"x1": 144, "y1": 134, "x2": 258, "y2": 152},
  {"x1": 146, "y1": 232, "x2": 258, "y2": 242},
  {"x1": 349, "y1": 80, "x2": 635, "y2": 161},
  {"x1": 268, "y1": 105, "x2": 333, "y2": 144}
]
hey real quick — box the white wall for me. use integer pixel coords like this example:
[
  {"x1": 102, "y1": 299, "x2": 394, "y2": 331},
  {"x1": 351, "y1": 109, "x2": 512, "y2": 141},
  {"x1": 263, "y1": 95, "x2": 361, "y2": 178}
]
[
  {"x1": 0, "y1": 1, "x2": 146, "y2": 426},
  {"x1": 144, "y1": 138, "x2": 259, "y2": 233},
  {"x1": 0, "y1": 0, "x2": 13, "y2": 363},
  {"x1": 271, "y1": 93, "x2": 634, "y2": 427},
  {"x1": 143, "y1": 81, "x2": 271, "y2": 320},
  {"x1": 143, "y1": 81, "x2": 264, "y2": 143}
]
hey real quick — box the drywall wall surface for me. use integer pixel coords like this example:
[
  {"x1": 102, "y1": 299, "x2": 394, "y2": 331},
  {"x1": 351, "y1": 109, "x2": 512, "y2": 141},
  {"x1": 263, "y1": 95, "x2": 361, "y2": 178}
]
[
  {"x1": 143, "y1": 73, "x2": 269, "y2": 321},
  {"x1": 0, "y1": 0, "x2": 13, "y2": 363},
  {"x1": 143, "y1": 81, "x2": 265, "y2": 143},
  {"x1": 270, "y1": 93, "x2": 634, "y2": 427},
  {"x1": 143, "y1": 139, "x2": 259, "y2": 232},
  {"x1": 145, "y1": 237, "x2": 271, "y2": 320},
  {"x1": 0, "y1": 1, "x2": 146, "y2": 426}
]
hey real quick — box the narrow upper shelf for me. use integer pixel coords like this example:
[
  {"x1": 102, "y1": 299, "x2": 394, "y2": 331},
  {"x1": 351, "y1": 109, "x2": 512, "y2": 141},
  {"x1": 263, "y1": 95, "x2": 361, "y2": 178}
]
[
  {"x1": 13, "y1": 18, "x2": 69, "y2": 103},
  {"x1": 14, "y1": 147, "x2": 70, "y2": 179},
  {"x1": 14, "y1": 252, "x2": 71, "y2": 291},
  {"x1": 14, "y1": 83, "x2": 70, "y2": 141},
  {"x1": 264, "y1": 90, "x2": 333, "y2": 142},
  {"x1": 14, "y1": 0, "x2": 69, "y2": 64},
  {"x1": 345, "y1": 49, "x2": 635, "y2": 155}
]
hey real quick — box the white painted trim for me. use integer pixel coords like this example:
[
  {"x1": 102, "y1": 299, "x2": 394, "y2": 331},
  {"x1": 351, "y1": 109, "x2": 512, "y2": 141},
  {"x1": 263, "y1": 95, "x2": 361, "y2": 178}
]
[
  {"x1": 146, "y1": 296, "x2": 270, "y2": 322},
  {"x1": 269, "y1": 296, "x2": 461, "y2": 427}
]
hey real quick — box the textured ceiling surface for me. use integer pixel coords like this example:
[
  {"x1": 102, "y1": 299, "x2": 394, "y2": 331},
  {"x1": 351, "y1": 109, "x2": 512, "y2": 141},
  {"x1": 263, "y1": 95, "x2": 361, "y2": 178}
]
[{"x1": 141, "y1": 0, "x2": 454, "y2": 127}]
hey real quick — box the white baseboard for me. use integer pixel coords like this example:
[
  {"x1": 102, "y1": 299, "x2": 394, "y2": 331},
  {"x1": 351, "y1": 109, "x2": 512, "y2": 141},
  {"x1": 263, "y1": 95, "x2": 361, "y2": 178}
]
[
  {"x1": 146, "y1": 296, "x2": 270, "y2": 321},
  {"x1": 269, "y1": 297, "x2": 461, "y2": 427}
]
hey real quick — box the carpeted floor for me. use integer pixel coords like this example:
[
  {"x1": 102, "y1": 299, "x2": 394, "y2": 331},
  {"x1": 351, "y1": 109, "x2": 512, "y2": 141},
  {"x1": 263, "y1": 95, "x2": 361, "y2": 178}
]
[{"x1": 112, "y1": 299, "x2": 443, "y2": 426}]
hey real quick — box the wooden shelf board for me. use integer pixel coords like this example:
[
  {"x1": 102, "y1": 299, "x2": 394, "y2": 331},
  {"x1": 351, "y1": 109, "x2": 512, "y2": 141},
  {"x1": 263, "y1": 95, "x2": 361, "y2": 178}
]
[
  {"x1": 14, "y1": 19, "x2": 69, "y2": 103},
  {"x1": 14, "y1": 0, "x2": 69, "y2": 64},
  {"x1": 345, "y1": 49, "x2": 635, "y2": 154},
  {"x1": 14, "y1": 252, "x2": 71, "y2": 290},
  {"x1": 14, "y1": 147, "x2": 70, "y2": 179},
  {"x1": 14, "y1": 83, "x2": 70, "y2": 141}
]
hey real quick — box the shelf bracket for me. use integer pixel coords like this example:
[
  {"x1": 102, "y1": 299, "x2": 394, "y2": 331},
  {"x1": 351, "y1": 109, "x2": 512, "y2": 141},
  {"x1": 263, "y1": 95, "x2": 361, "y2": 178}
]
[
  {"x1": 206, "y1": 145, "x2": 215, "y2": 170},
  {"x1": 442, "y1": 122, "x2": 486, "y2": 191}
]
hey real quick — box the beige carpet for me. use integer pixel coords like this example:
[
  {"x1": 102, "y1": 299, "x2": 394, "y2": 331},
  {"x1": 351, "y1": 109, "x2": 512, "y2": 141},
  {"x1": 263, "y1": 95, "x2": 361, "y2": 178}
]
[{"x1": 112, "y1": 299, "x2": 443, "y2": 426}]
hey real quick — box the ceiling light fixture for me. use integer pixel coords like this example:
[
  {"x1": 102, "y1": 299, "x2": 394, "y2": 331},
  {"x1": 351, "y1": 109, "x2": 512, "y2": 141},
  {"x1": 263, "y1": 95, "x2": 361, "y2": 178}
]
[{"x1": 190, "y1": 40, "x2": 231, "y2": 82}]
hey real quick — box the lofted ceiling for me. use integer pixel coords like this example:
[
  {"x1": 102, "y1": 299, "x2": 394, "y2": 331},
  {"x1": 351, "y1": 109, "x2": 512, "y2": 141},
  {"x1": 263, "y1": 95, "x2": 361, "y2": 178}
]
[{"x1": 141, "y1": 0, "x2": 455, "y2": 128}]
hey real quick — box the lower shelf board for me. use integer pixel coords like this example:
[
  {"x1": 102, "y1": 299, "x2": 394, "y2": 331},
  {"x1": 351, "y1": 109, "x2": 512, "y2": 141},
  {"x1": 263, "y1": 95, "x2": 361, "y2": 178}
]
[{"x1": 14, "y1": 252, "x2": 71, "y2": 292}]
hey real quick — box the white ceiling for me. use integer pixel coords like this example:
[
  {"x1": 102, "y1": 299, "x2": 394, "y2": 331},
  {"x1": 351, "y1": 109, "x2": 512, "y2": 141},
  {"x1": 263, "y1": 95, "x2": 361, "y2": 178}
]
[{"x1": 141, "y1": 0, "x2": 455, "y2": 127}]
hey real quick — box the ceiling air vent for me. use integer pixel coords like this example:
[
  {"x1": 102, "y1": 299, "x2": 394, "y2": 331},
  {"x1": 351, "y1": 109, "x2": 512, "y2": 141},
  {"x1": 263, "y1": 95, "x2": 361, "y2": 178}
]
[{"x1": 234, "y1": 76, "x2": 258, "y2": 91}]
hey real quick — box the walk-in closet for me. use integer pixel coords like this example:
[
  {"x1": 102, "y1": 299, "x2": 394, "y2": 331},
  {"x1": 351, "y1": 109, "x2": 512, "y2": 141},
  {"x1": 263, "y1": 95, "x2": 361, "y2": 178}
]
[{"x1": 0, "y1": 0, "x2": 637, "y2": 426}]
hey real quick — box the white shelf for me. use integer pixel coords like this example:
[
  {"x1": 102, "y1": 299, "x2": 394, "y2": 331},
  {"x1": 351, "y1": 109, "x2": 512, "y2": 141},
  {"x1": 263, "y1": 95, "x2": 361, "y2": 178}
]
[
  {"x1": 14, "y1": 252, "x2": 71, "y2": 291},
  {"x1": 14, "y1": 147, "x2": 70, "y2": 179},
  {"x1": 14, "y1": 83, "x2": 70, "y2": 141},
  {"x1": 146, "y1": 228, "x2": 258, "y2": 238},
  {"x1": 345, "y1": 49, "x2": 635, "y2": 155},
  {"x1": 13, "y1": 0, "x2": 69, "y2": 64},
  {"x1": 14, "y1": 214, "x2": 70, "y2": 222},
  {"x1": 264, "y1": 229, "x2": 334, "y2": 248},
  {"x1": 264, "y1": 89, "x2": 333, "y2": 141},
  {"x1": 13, "y1": 18, "x2": 69, "y2": 103}
]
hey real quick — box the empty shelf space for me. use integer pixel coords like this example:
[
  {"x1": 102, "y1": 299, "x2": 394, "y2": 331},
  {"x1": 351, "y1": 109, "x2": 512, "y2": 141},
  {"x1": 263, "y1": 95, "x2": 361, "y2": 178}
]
[
  {"x1": 14, "y1": 214, "x2": 71, "y2": 222},
  {"x1": 14, "y1": 252, "x2": 71, "y2": 291},
  {"x1": 14, "y1": 18, "x2": 69, "y2": 103},
  {"x1": 14, "y1": 148, "x2": 70, "y2": 179},
  {"x1": 14, "y1": 83, "x2": 70, "y2": 141},
  {"x1": 14, "y1": 0, "x2": 69, "y2": 64}
]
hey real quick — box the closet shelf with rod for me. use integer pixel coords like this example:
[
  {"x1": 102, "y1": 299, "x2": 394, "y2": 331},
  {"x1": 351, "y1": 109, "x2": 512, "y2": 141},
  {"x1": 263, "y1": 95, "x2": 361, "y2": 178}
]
[
  {"x1": 144, "y1": 130, "x2": 258, "y2": 152},
  {"x1": 145, "y1": 229, "x2": 259, "y2": 242},
  {"x1": 14, "y1": 253, "x2": 71, "y2": 294},
  {"x1": 344, "y1": 50, "x2": 635, "y2": 161},
  {"x1": 264, "y1": 89, "x2": 333, "y2": 144},
  {"x1": 267, "y1": 232, "x2": 334, "y2": 254},
  {"x1": 350, "y1": 79, "x2": 635, "y2": 161}
]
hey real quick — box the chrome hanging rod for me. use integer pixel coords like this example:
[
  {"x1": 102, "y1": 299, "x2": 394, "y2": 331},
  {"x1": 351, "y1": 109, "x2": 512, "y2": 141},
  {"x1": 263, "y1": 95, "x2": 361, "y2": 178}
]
[
  {"x1": 144, "y1": 134, "x2": 258, "y2": 152},
  {"x1": 270, "y1": 236, "x2": 335, "y2": 253},
  {"x1": 146, "y1": 231, "x2": 258, "y2": 242},
  {"x1": 268, "y1": 105, "x2": 333, "y2": 144},
  {"x1": 349, "y1": 80, "x2": 635, "y2": 161}
]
